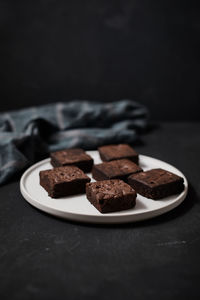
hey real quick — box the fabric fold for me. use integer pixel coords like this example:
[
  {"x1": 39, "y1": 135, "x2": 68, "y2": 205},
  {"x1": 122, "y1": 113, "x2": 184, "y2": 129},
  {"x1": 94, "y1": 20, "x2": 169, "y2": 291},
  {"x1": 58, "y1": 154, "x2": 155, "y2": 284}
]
[{"x1": 0, "y1": 100, "x2": 148, "y2": 185}]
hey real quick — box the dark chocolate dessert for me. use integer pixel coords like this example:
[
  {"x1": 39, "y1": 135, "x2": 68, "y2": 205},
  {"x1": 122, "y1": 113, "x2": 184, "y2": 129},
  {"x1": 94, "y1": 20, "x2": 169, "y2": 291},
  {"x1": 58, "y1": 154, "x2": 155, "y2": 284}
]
[
  {"x1": 86, "y1": 179, "x2": 137, "y2": 213},
  {"x1": 50, "y1": 148, "x2": 93, "y2": 172},
  {"x1": 128, "y1": 168, "x2": 184, "y2": 200},
  {"x1": 40, "y1": 165, "x2": 91, "y2": 198},
  {"x1": 92, "y1": 159, "x2": 142, "y2": 182},
  {"x1": 98, "y1": 144, "x2": 138, "y2": 164}
]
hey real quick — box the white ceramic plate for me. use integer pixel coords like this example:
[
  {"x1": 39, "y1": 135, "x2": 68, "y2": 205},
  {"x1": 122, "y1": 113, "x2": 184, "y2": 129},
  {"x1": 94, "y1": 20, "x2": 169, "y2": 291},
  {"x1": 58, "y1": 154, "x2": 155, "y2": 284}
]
[{"x1": 20, "y1": 151, "x2": 188, "y2": 224}]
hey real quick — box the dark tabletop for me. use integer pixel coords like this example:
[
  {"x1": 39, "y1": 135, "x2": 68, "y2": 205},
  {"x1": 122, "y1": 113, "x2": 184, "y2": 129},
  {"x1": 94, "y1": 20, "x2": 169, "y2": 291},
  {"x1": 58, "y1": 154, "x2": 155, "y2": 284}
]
[{"x1": 0, "y1": 122, "x2": 200, "y2": 300}]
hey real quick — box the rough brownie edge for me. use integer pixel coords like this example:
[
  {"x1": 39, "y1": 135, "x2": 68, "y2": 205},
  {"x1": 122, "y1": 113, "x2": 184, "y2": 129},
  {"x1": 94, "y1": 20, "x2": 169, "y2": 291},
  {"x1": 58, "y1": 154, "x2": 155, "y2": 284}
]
[
  {"x1": 99, "y1": 152, "x2": 139, "y2": 164},
  {"x1": 86, "y1": 180, "x2": 137, "y2": 213},
  {"x1": 128, "y1": 172, "x2": 184, "y2": 200},
  {"x1": 92, "y1": 166, "x2": 127, "y2": 182},
  {"x1": 50, "y1": 157, "x2": 93, "y2": 173},
  {"x1": 40, "y1": 178, "x2": 90, "y2": 198}
]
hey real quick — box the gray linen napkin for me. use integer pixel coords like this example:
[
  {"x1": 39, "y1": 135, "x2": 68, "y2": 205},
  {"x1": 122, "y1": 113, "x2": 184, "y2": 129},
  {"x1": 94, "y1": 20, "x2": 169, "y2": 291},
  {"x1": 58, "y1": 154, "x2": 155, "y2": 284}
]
[{"x1": 0, "y1": 100, "x2": 148, "y2": 185}]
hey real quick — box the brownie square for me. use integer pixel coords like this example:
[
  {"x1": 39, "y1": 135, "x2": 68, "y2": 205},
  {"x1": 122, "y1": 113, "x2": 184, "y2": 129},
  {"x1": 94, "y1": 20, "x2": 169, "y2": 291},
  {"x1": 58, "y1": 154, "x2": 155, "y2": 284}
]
[
  {"x1": 128, "y1": 168, "x2": 184, "y2": 200},
  {"x1": 98, "y1": 144, "x2": 139, "y2": 164},
  {"x1": 92, "y1": 159, "x2": 142, "y2": 182},
  {"x1": 50, "y1": 148, "x2": 93, "y2": 172},
  {"x1": 40, "y1": 166, "x2": 91, "y2": 198},
  {"x1": 86, "y1": 179, "x2": 137, "y2": 213}
]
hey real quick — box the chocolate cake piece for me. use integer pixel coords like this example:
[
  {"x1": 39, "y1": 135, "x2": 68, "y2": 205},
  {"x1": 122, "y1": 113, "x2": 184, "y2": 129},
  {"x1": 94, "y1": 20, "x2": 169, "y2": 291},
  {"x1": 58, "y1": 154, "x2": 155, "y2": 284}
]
[
  {"x1": 92, "y1": 159, "x2": 142, "y2": 182},
  {"x1": 128, "y1": 168, "x2": 184, "y2": 200},
  {"x1": 98, "y1": 144, "x2": 139, "y2": 164},
  {"x1": 40, "y1": 166, "x2": 91, "y2": 198},
  {"x1": 86, "y1": 179, "x2": 137, "y2": 213},
  {"x1": 50, "y1": 148, "x2": 93, "y2": 172}
]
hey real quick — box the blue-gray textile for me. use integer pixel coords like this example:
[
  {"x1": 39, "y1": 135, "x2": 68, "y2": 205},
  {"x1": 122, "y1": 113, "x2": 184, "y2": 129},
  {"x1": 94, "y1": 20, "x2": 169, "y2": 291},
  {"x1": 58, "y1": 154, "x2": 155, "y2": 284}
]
[{"x1": 0, "y1": 100, "x2": 148, "y2": 185}]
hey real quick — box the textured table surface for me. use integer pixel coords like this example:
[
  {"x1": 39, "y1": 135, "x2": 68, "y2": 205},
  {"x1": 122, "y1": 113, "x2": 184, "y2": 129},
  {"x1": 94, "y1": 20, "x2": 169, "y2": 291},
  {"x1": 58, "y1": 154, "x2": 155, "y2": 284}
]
[{"x1": 1, "y1": 122, "x2": 200, "y2": 300}]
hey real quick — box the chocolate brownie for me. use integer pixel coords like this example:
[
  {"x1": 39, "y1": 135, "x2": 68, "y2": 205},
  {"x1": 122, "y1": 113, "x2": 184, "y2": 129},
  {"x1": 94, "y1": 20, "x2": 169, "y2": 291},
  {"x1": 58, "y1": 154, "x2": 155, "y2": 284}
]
[
  {"x1": 50, "y1": 148, "x2": 93, "y2": 172},
  {"x1": 128, "y1": 168, "x2": 184, "y2": 200},
  {"x1": 40, "y1": 166, "x2": 90, "y2": 198},
  {"x1": 92, "y1": 159, "x2": 142, "y2": 182},
  {"x1": 86, "y1": 179, "x2": 137, "y2": 213},
  {"x1": 98, "y1": 144, "x2": 139, "y2": 164}
]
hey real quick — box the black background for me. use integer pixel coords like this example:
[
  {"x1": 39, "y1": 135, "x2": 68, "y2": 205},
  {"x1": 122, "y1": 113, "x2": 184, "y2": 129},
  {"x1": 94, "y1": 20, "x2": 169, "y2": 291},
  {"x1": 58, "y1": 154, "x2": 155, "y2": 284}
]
[{"x1": 1, "y1": 0, "x2": 200, "y2": 120}]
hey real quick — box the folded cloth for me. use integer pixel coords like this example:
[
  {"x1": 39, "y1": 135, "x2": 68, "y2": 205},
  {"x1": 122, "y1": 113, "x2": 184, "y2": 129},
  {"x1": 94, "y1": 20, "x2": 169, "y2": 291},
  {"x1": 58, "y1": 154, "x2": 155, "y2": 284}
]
[{"x1": 0, "y1": 100, "x2": 148, "y2": 185}]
